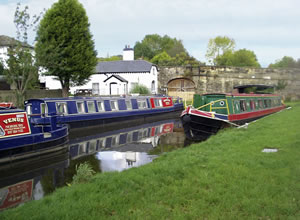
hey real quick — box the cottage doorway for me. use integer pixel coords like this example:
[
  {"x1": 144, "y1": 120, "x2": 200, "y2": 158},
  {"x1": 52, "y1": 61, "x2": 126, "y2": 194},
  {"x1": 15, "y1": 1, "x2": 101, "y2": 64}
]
[{"x1": 110, "y1": 82, "x2": 119, "y2": 95}]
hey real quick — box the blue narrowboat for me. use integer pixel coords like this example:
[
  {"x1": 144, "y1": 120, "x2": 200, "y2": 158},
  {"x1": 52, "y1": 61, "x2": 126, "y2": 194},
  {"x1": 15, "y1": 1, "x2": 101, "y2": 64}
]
[
  {"x1": 0, "y1": 106, "x2": 68, "y2": 162},
  {"x1": 25, "y1": 95, "x2": 183, "y2": 130}
]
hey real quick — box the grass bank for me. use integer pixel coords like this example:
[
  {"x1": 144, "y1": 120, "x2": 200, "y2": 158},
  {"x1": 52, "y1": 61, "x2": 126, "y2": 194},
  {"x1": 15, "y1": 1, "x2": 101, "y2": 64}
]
[{"x1": 1, "y1": 102, "x2": 300, "y2": 219}]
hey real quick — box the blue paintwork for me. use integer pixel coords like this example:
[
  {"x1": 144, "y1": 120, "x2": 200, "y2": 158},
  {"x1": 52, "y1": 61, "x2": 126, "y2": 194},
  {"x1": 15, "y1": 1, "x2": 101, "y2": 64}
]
[
  {"x1": 0, "y1": 110, "x2": 68, "y2": 152},
  {"x1": 25, "y1": 96, "x2": 184, "y2": 129}
]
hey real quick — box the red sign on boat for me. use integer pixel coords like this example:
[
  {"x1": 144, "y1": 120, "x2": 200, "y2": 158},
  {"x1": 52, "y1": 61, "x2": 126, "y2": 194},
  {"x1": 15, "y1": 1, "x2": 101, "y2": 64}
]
[
  {"x1": 0, "y1": 179, "x2": 33, "y2": 211},
  {"x1": 0, "y1": 112, "x2": 31, "y2": 138}
]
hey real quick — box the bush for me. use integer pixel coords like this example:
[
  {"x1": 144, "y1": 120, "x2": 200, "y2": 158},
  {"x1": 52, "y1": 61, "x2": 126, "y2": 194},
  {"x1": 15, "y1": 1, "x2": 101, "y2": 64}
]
[
  {"x1": 130, "y1": 84, "x2": 150, "y2": 95},
  {"x1": 72, "y1": 162, "x2": 95, "y2": 184}
]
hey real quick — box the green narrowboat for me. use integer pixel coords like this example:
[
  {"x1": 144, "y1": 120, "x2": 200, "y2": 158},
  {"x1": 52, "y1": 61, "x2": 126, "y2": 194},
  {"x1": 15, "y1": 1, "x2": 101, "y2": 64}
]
[{"x1": 181, "y1": 85, "x2": 285, "y2": 141}]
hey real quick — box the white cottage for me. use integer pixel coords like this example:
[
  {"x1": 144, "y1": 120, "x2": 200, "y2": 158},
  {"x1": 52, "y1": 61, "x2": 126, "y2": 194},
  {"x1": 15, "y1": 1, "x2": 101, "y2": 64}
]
[{"x1": 41, "y1": 46, "x2": 159, "y2": 95}]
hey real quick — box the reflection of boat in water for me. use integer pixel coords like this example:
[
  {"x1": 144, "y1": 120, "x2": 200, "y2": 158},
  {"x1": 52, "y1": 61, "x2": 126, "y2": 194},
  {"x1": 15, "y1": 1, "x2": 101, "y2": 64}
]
[
  {"x1": 69, "y1": 118, "x2": 181, "y2": 158},
  {"x1": 69, "y1": 118, "x2": 182, "y2": 172},
  {"x1": 181, "y1": 85, "x2": 285, "y2": 141},
  {"x1": 0, "y1": 147, "x2": 69, "y2": 211}
]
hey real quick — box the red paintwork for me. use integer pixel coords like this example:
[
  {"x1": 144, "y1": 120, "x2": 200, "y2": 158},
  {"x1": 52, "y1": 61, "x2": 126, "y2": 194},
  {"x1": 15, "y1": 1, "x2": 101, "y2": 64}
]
[
  {"x1": 0, "y1": 112, "x2": 31, "y2": 138},
  {"x1": 150, "y1": 123, "x2": 174, "y2": 136},
  {"x1": 228, "y1": 105, "x2": 285, "y2": 122},
  {"x1": 0, "y1": 102, "x2": 14, "y2": 108},
  {"x1": 161, "y1": 98, "x2": 173, "y2": 107},
  {"x1": 150, "y1": 97, "x2": 173, "y2": 108},
  {"x1": 0, "y1": 179, "x2": 33, "y2": 211}
]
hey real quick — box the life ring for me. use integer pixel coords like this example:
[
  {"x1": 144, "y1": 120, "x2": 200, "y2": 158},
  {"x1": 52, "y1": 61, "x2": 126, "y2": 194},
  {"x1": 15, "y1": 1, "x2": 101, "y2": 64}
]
[{"x1": 220, "y1": 101, "x2": 225, "y2": 106}]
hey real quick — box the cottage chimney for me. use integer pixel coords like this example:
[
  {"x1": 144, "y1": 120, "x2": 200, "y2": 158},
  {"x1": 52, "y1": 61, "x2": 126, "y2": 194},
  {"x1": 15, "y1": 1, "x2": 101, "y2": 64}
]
[{"x1": 123, "y1": 45, "x2": 134, "y2": 61}]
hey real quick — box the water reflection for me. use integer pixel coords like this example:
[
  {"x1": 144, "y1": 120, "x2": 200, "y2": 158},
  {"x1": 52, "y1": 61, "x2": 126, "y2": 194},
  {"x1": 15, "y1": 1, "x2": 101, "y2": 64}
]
[{"x1": 0, "y1": 117, "x2": 186, "y2": 211}]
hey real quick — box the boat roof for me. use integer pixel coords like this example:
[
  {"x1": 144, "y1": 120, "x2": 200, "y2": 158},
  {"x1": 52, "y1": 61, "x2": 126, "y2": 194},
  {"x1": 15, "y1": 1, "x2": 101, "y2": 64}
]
[
  {"x1": 26, "y1": 95, "x2": 170, "y2": 102},
  {"x1": 0, "y1": 109, "x2": 25, "y2": 114},
  {"x1": 233, "y1": 84, "x2": 275, "y2": 89},
  {"x1": 202, "y1": 92, "x2": 280, "y2": 97}
]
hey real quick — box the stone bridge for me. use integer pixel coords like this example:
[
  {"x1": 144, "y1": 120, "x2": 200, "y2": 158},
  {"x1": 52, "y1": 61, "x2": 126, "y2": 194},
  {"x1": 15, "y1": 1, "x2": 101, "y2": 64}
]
[{"x1": 158, "y1": 66, "x2": 300, "y2": 101}]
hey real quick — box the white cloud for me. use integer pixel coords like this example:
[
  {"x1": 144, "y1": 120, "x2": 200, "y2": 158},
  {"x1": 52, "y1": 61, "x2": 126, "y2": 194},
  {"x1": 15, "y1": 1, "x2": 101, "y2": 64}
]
[{"x1": 0, "y1": 0, "x2": 299, "y2": 66}]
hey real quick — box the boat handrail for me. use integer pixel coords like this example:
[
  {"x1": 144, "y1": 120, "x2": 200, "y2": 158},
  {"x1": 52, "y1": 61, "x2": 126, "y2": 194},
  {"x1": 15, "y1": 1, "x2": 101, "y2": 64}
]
[{"x1": 196, "y1": 99, "x2": 230, "y2": 115}]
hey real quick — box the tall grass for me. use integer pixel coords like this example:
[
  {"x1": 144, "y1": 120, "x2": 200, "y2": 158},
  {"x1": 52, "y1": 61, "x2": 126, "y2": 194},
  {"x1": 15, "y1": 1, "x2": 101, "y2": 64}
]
[{"x1": 1, "y1": 102, "x2": 300, "y2": 219}]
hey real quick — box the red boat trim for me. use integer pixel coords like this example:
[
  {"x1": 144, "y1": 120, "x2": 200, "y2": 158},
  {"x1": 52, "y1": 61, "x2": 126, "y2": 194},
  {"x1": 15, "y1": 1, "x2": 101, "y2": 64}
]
[{"x1": 228, "y1": 105, "x2": 285, "y2": 121}]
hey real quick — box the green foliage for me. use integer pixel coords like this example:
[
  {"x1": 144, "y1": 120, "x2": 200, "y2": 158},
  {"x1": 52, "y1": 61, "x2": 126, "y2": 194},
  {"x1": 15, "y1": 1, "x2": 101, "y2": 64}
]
[
  {"x1": 98, "y1": 55, "x2": 122, "y2": 62},
  {"x1": 275, "y1": 80, "x2": 288, "y2": 91},
  {"x1": 4, "y1": 3, "x2": 40, "y2": 107},
  {"x1": 72, "y1": 162, "x2": 96, "y2": 184},
  {"x1": 268, "y1": 56, "x2": 300, "y2": 68},
  {"x1": 35, "y1": 0, "x2": 97, "y2": 97},
  {"x1": 205, "y1": 36, "x2": 235, "y2": 65},
  {"x1": 130, "y1": 84, "x2": 150, "y2": 94},
  {"x1": 150, "y1": 51, "x2": 172, "y2": 65},
  {"x1": 216, "y1": 49, "x2": 260, "y2": 67},
  {"x1": 134, "y1": 34, "x2": 187, "y2": 59}
]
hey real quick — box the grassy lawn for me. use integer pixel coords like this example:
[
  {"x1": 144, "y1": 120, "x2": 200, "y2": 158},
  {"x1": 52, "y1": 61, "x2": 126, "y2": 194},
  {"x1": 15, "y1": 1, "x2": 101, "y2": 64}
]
[{"x1": 1, "y1": 102, "x2": 300, "y2": 219}]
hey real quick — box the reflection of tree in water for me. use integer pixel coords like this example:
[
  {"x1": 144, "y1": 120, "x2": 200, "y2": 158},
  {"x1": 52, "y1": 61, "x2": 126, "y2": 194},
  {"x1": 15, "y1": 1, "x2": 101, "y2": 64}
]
[
  {"x1": 41, "y1": 168, "x2": 65, "y2": 195},
  {"x1": 64, "y1": 155, "x2": 101, "y2": 185}
]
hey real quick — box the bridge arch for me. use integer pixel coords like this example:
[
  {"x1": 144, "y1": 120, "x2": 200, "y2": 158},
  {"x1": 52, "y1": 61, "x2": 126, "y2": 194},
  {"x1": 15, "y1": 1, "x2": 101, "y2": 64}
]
[{"x1": 167, "y1": 77, "x2": 195, "y2": 101}]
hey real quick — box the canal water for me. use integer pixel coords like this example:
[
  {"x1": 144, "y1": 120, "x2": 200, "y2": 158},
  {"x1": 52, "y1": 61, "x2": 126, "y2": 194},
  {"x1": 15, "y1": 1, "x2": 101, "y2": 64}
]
[{"x1": 0, "y1": 116, "x2": 194, "y2": 211}]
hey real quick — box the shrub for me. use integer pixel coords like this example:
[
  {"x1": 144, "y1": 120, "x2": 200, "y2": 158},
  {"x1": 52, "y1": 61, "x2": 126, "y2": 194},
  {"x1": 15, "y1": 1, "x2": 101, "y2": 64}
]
[
  {"x1": 130, "y1": 84, "x2": 150, "y2": 95},
  {"x1": 72, "y1": 162, "x2": 95, "y2": 184}
]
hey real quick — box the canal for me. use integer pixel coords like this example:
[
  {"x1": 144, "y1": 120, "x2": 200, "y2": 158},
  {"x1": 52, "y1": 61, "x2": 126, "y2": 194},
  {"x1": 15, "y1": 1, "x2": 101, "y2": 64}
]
[{"x1": 0, "y1": 115, "x2": 195, "y2": 211}]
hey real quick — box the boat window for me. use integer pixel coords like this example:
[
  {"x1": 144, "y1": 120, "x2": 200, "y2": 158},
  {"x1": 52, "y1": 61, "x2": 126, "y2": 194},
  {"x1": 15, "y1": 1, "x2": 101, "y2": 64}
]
[
  {"x1": 56, "y1": 102, "x2": 68, "y2": 114},
  {"x1": 258, "y1": 100, "x2": 263, "y2": 109},
  {"x1": 154, "y1": 98, "x2": 162, "y2": 107},
  {"x1": 88, "y1": 140, "x2": 97, "y2": 153},
  {"x1": 40, "y1": 103, "x2": 48, "y2": 117},
  {"x1": 234, "y1": 101, "x2": 239, "y2": 112},
  {"x1": 77, "y1": 102, "x2": 85, "y2": 113},
  {"x1": 240, "y1": 100, "x2": 246, "y2": 112},
  {"x1": 110, "y1": 100, "x2": 119, "y2": 111},
  {"x1": 263, "y1": 100, "x2": 268, "y2": 108},
  {"x1": 250, "y1": 100, "x2": 255, "y2": 111},
  {"x1": 97, "y1": 101, "x2": 104, "y2": 111},
  {"x1": 138, "y1": 99, "x2": 148, "y2": 109},
  {"x1": 26, "y1": 104, "x2": 32, "y2": 116},
  {"x1": 125, "y1": 100, "x2": 132, "y2": 110},
  {"x1": 87, "y1": 101, "x2": 96, "y2": 113},
  {"x1": 268, "y1": 99, "x2": 272, "y2": 108}
]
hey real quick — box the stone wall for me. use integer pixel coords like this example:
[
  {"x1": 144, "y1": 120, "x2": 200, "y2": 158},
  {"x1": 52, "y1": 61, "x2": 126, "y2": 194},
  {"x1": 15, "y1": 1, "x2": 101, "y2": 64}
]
[
  {"x1": 158, "y1": 66, "x2": 300, "y2": 101},
  {"x1": 0, "y1": 89, "x2": 62, "y2": 106}
]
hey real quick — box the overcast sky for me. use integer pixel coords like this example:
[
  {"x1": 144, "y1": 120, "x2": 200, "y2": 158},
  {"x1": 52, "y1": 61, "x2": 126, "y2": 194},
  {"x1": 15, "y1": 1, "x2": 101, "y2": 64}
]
[{"x1": 0, "y1": 0, "x2": 299, "y2": 67}]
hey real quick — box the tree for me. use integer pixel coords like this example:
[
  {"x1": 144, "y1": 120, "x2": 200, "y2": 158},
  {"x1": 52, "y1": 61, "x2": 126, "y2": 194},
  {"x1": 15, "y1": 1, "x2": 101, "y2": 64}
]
[
  {"x1": 150, "y1": 51, "x2": 172, "y2": 65},
  {"x1": 4, "y1": 4, "x2": 41, "y2": 107},
  {"x1": 98, "y1": 55, "x2": 122, "y2": 62},
  {"x1": 215, "y1": 49, "x2": 260, "y2": 67},
  {"x1": 35, "y1": 0, "x2": 97, "y2": 97},
  {"x1": 134, "y1": 34, "x2": 187, "y2": 60},
  {"x1": 268, "y1": 56, "x2": 299, "y2": 68},
  {"x1": 0, "y1": 62, "x2": 4, "y2": 75},
  {"x1": 206, "y1": 36, "x2": 235, "y2": 65}
]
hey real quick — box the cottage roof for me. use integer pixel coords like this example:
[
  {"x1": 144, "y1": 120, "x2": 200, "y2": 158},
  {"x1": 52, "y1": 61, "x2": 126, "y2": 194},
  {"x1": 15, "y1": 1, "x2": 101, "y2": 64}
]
[
  {"x1": 0, "y1": 35, "x2": 33, "y2": 48},
  {"x1": 104, "y1": 74, "x2": 128, "y2": 83},
  {"x1": 96, "y1": 60, "x2": 156, "y2": 73}
]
